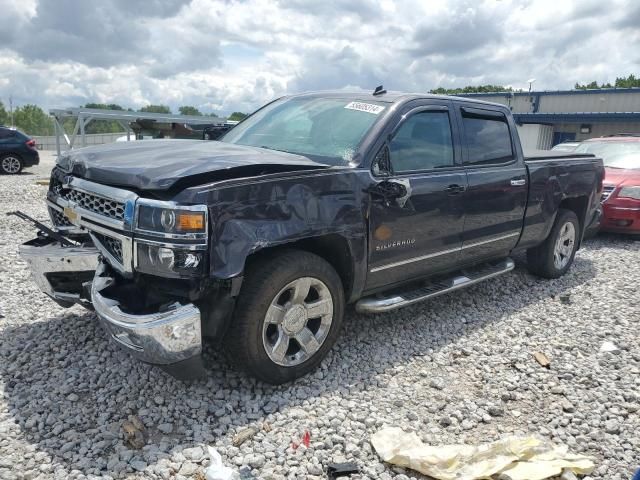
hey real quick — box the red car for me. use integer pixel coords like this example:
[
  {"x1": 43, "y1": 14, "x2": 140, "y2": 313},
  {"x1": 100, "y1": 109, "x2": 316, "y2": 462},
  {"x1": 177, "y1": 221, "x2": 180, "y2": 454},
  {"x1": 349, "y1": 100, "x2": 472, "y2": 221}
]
[{"x1": 575, "y1": 135, "x2": 640, "y2": 235}]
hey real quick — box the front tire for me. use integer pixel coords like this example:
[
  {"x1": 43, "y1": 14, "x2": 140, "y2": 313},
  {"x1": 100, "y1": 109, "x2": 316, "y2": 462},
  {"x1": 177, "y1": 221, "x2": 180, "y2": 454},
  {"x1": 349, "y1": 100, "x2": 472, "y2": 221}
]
[
  {"x1": 527, "y1": 209, "x2": 579, "y2": 278},
  {"x1": 1, "y1": 154, "x2": 23, "y2": 174},
  {"x1": 225, "y1": 250, "x2": 344, "y2": 384}
]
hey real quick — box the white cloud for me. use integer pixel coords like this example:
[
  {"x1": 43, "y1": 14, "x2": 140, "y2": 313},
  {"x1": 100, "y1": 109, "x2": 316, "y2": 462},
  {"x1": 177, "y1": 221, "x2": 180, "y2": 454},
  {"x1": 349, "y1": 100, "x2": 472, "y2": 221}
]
[{"x1": 1, "y1": 0, "x2": 638, "y2": 115}]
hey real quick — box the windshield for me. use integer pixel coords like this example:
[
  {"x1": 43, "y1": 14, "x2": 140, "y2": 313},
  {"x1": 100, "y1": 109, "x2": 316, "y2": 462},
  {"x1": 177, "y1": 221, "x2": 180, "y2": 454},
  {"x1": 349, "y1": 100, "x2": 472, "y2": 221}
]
[
  {"x1": 220, "y1": 96, "x2": 387, "y2": 166},
  {"x1": 574, "y1": 140, "x2": 640, "y2": 168},
  {"x1": 598, "y1": 153, "x2": 640, "y2": 169}
]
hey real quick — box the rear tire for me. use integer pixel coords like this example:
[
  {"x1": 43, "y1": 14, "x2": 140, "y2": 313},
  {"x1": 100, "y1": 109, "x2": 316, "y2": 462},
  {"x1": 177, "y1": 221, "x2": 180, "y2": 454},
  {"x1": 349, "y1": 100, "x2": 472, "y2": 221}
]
[
  {"x1": 1, "y1": 154, "x2": 23, "y2": 174},
  {"x1": 225, "y1": 250, "x2": 344, "y2": 384},
  {"x1": 527, "y1": 209, "x2": 579, "y2": 278}
]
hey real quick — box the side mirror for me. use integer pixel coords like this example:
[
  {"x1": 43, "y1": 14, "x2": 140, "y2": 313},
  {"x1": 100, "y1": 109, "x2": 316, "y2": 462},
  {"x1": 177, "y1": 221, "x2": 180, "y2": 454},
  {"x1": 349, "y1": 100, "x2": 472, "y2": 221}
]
[{"x1": 370, "y1": 180, "x2": 407, "y2": 199}]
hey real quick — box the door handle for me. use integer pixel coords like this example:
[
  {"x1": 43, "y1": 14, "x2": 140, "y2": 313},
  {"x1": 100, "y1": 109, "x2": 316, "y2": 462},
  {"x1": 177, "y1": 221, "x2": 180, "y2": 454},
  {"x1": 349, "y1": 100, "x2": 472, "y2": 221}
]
[
  {"x1": 510, "y1": 179, "x2": 526, "y2": 186},
  {"x1": 445, "y1": 184, "x2": 465, "y2": 195}
]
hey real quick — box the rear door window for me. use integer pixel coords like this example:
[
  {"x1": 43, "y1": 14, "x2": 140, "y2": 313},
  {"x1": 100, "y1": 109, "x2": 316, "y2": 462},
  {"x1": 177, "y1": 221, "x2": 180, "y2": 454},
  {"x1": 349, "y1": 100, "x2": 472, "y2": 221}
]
[{"x1": 461, "y1": 109, "x2": 513, "y2": 165}]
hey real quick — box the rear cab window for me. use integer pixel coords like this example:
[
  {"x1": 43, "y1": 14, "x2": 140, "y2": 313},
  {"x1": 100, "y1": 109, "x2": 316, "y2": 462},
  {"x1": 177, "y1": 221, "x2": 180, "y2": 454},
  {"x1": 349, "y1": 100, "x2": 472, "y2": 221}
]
[{"x1": 460, "y1": 107, "x2": 514, "y2": 166}]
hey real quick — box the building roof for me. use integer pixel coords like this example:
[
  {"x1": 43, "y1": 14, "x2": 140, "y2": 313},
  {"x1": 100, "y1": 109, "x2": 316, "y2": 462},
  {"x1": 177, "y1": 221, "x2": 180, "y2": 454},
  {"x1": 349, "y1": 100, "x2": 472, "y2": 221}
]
[
  {"x1": 514, "y1": 112, "x2": 640, "y2": 123},
  {"x1": 459, "y1": 87, "x2": 640, "y2": 98}
]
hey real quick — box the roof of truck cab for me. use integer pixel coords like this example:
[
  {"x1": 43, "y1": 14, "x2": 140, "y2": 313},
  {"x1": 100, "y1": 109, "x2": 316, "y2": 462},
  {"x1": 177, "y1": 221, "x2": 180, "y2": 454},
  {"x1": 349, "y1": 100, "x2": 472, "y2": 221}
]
[{"x1": 289, "y1": 90, "x2": 509, "y2": 109}]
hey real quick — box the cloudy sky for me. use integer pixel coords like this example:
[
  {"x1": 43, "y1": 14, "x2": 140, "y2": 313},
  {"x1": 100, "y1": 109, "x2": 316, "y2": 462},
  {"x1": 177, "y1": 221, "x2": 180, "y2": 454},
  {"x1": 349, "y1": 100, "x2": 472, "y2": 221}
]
[{"x1": 1, "y1": 0, "x2": 638, "y2": 115}]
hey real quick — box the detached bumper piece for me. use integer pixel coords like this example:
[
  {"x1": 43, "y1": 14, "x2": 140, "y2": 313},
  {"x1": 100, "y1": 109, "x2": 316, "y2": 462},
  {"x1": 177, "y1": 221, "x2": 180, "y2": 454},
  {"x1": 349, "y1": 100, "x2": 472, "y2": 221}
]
[
  {"x1": 19, "y1": 236, "x2": 99, "y2": 308},
  {"x1": 91, "y1": 263, "x2": 203, "y2": 368}
]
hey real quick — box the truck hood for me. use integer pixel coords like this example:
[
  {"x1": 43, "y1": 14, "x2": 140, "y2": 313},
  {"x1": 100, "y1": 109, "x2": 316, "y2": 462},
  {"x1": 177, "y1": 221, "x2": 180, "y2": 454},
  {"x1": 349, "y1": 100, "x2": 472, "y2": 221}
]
[{"x1": 60, "y1": 139, "x2": 329, "y2": 191}]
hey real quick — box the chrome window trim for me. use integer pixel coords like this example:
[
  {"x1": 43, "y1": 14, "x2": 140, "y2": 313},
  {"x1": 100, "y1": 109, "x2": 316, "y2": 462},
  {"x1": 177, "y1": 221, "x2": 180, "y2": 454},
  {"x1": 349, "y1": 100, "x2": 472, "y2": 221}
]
[{"x1": 370, "y1": 231, "x2": 520, "y2": 273}]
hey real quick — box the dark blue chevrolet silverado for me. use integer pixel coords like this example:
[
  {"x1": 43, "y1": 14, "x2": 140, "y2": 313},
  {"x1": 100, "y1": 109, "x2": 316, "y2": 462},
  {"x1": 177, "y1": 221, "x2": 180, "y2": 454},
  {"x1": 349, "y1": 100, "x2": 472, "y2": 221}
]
[{"x1": 19, "y1": 91, "x2": 604, "y2": 384}]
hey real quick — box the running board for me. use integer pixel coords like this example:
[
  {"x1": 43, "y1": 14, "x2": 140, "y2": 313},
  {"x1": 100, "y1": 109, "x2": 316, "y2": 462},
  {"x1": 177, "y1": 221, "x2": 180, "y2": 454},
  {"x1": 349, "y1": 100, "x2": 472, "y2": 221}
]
[{"x1": 355, "y1": 258, "x2": 515, "y2": 314}]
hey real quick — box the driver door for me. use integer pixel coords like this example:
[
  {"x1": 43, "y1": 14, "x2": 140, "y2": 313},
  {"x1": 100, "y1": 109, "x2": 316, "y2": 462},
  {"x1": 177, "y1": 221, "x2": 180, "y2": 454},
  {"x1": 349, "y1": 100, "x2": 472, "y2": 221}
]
[{"x1": 366, "y1": 101, "x2": 467, "y2": 290}]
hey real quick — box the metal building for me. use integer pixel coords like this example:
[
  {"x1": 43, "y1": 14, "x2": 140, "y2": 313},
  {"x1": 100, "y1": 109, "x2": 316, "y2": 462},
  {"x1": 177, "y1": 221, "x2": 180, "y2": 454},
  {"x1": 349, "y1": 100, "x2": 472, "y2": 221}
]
[{"x1": 459, "y1": 88, "x2": 640, "y2": 150}]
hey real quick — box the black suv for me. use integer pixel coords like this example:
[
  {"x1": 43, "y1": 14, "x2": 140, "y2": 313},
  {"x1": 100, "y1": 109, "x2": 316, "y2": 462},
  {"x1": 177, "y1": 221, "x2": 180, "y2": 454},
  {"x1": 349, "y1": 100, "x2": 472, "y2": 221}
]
[{"x1": 0, "y1": 126, "x2": 39, "y2": 174}]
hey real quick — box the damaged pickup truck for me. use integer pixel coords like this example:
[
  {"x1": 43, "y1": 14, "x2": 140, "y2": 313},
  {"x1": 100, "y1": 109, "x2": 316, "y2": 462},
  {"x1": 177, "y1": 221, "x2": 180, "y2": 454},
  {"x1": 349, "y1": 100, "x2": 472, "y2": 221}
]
[{"x1": 19, "y1": 90, "x2": 604, "y2": 384}]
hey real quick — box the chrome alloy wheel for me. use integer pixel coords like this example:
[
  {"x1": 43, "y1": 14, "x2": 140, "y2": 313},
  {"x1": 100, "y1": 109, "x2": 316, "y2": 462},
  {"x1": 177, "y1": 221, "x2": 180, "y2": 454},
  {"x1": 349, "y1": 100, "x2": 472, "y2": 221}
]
[
  {"x1": 1, "y1": 156, "x2": 21, "y2": 174},
  {"x1": 262, "y1": 277, "x2": 334, "y2": 367},
  {"x1": 553, "y1": 221, "x2": 576, "y2": 269}
]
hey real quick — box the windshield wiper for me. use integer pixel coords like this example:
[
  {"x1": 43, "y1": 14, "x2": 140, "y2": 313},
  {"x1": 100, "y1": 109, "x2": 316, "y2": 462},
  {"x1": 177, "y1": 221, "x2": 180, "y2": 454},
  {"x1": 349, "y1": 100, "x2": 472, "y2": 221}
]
[{"x1": 260, "y1": 145, "x2": 290, "y2": 154}]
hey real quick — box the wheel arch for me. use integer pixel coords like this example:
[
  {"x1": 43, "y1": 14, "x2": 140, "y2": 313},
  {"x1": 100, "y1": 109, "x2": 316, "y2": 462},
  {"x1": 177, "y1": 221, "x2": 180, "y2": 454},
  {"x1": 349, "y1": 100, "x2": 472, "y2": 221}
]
[
  {"x1": 244, "y1": 234, "x2": 362, "y2": 302},
  {"x1": 558, "y1": 195, "x2": 589, "y2": 246}
]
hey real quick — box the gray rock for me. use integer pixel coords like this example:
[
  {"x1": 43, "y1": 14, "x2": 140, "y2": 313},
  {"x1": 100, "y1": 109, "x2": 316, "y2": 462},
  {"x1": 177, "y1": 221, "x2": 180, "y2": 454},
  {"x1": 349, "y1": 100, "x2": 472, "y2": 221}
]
[
  {"x1": 245, "y1": 453, "x2": 266, "y2": 469},
  {"x1": 130, "y1": 460, "x2": 147, "y2": 472}
]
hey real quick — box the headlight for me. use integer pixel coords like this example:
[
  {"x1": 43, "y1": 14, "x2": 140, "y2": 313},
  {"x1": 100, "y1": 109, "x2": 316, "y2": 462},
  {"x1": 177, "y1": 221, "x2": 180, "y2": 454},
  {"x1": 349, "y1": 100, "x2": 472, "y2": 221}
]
[
  {"x1": 136, "y1": 205, "x2": 207, "y2": 235},
  {"x1": 618, "y1": 186, "x2": 640, "y2": 200},
  {"x1": 136, "y1": 243, "x2": 205, "y2": 277}
]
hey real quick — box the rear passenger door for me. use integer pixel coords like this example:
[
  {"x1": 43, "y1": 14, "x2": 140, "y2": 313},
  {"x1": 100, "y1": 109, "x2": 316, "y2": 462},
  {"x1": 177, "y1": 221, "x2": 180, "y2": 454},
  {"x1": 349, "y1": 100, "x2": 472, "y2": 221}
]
[{"x1": 455, "y1": 104, "x2": 527, "y2": 264}]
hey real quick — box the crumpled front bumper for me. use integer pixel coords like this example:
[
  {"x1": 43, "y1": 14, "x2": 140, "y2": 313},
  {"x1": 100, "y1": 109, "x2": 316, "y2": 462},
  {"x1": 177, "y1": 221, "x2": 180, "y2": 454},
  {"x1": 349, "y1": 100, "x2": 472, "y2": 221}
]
[
  {"x1": 20, "y1": 237, "x2": 204, "y2": 368},
  {"x1": 91, "y1": 263, "x2": 203, "y2": 365},
  {"x1": 19, "y1": 236, "x2": 99, "y2": 307}
]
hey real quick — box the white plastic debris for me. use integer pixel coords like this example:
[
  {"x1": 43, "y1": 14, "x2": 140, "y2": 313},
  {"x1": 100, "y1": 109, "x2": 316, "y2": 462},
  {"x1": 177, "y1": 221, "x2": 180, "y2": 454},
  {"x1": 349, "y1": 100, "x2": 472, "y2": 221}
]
[
  {"x1": 371, "y1": 427, "x2": 595, "y2": 480},
  {"x1": 599, "y1": 341, "x2": 619, "y2": 353},
  {"x1": 205, "y1": 446, "x2": 236, "y2": 480}
]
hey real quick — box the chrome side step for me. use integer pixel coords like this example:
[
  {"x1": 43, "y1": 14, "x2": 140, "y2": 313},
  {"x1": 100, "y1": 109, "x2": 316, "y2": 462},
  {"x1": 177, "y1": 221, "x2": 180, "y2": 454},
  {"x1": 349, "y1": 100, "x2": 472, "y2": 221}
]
[{"x1": 355, "y1": 258, "x2": 515, "y2": 314}]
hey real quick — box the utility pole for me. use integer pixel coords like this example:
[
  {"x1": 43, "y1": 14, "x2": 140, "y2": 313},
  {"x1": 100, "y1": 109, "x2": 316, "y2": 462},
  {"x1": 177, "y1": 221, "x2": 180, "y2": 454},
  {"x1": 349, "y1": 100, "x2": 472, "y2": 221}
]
[{"x1": 9, "y1": 95, "x2": 13, "y2": 127}]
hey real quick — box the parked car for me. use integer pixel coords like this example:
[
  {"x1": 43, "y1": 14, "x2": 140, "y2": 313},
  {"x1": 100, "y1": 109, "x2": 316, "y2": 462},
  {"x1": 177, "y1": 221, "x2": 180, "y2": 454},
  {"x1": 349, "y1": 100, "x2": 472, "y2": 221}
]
[
  {"x1": 575, "y1": 135, "x2": 640, "y2": 235},
  {"x1": 0, "y1": 126, "x2": 39, "y2": 174},
  {"x1": 551, "y1": 141, "x2": 580, "y2": 152},
  {"x1": 18, "y1": 91, "x2": 603, "y2": 384},
  {"x1": 202, "y1": 121, "x2": 238, "y2": 140}
]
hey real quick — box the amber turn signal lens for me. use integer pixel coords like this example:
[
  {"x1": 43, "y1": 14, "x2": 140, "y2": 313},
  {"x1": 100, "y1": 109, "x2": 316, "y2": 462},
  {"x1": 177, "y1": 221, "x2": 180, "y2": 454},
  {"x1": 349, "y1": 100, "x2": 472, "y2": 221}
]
[{"x1": 176, "y1": 212, "x2": 205, "y2": 231}]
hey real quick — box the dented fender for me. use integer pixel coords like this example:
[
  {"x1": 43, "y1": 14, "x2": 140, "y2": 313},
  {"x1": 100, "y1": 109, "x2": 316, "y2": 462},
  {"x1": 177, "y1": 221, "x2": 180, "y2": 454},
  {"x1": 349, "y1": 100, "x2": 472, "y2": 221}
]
[{"x1": 178, "y1": 169, "x2": 373, "y2": 301}]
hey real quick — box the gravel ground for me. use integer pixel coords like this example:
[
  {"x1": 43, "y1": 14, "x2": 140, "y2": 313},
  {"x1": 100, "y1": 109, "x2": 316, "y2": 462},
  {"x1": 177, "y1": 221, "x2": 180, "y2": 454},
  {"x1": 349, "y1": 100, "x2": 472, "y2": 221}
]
[{"x1": 0, "y1": 152, "x2": 639, "y2": 480}]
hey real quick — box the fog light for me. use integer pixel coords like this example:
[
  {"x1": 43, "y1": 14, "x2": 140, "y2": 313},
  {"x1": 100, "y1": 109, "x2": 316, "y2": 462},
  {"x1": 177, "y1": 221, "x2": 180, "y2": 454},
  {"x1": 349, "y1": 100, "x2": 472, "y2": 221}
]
[{"x1": 157, "y1": 247, "x2": 175, "y2": 268}]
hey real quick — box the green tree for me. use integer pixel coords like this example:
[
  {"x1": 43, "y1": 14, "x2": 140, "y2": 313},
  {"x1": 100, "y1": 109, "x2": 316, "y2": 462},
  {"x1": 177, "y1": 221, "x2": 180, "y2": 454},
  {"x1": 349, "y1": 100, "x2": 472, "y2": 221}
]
[
  {"x1": 0, "y1": 101, "x2": 8, "y2": 125},
  {"x1": 574, "y1": 75, "x2": 640, "y2": 90},
  {"x1": 85, "y1": 102, "x2": 125, "y2": 111},
  {"x1": 228, "y1": 111, "x2": 248, "y2": 121},
  {"x1": 82, "y1": 103, "x2": 126, "y2": 133},
  {"x1": 140, "y1": 104, "x2": 171, "y2": 114},
  {"x1": 178, "y1": 106, "x2": 202, "y2": 116},
  {"x1": 13, "y1": 104, "x2": 54, "y2": 136},
  {"x1": 615, "y1": 74, "x2": 640, "y2": 88},
  {"x1": 429, "y1": 85, "x2": 517, "y2": 95}
]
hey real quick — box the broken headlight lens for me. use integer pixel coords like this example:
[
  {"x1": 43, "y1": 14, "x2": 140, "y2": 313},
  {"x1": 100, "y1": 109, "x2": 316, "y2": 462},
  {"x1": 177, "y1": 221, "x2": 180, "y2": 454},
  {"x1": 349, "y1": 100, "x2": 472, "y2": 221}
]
[
  {"x1": 136, "y1": 243, "x2": 205, "y2": 277},
  {"x1": 136, "y1": 205, "x2": 207, "y2": 235}
]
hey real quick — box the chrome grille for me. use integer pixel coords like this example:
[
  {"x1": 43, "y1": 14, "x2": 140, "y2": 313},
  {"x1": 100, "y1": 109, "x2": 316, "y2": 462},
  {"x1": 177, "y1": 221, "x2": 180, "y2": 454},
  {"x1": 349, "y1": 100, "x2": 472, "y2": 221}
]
[
  {"x1": 601, "y1": 185, "x2": 616, "y2": 203},
  {"x1": 93, "y1": 233, "x2": 123, "y2": 263},
  {"x1": 63, "y1": 188, "x2": 125, "y2": 221},
  {"x1": 48, "y1": 207, "x2": 72, "y2": 227}
]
